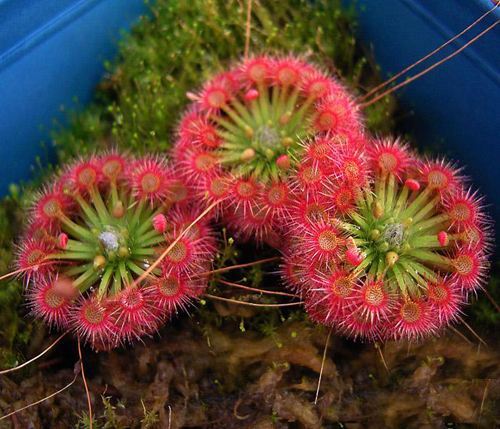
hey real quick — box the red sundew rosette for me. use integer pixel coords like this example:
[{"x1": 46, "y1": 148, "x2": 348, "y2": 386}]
[
  {"x1": 16, "y1": 152, "x2": 216, "y2": 350},
  {"x1": 283, "y1": 136, "x2": 492, "y2": 342},
  {"x1": 173, "y1": 55, "x2": 365, "y2": 245}
]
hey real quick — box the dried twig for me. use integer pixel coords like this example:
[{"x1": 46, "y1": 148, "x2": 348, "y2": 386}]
[
  {"x1": 361, "y1": 21, "x2": 499, "y2": 108},
  {"x1": 0, "y1": 332, "x2": 67, "y2": 375},
  {"x1": 314, "y1": 327, "x2": 333, "y2": 405},
  {"x1": 0, "y1": 367, "x2": 79, "y2": 421},
  {"x1": 204, "y1": 293, "x2": 303, "y2": 307},
  {"x1": 217, "y1": 278, "x2": 298, "y2": 298},
  {"x1": 244, "y1": 0, "x2": 253, "y2": 59},
  {"x1": 78, "y1": 338, "x2": 93, "y2": 429},
  {"x1": 358, "y1": 3, "x2": 499, "y2": 101},
  {"x1": 198, "y1": 256, "x2": 280, "y2": 277}
]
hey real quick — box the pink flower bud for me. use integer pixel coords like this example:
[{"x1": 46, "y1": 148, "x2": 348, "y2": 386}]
[
  {"x1": 276, "y1": 155, "x2": 291, "y2": 171},
  {"x1": 152, "y1": 213, "x2": 167, "y2": 233},
  {"x1": 244, "y1": 89, "x2": 259, "y2": 101},
  {"x1": 405, "y1": 179, "x2": 421, "y2": 191},
  {"x1": 58, "y1": 233, "x2": 68, "y2": 249},
  {"x1": 345, "y1": 236, "x2": 356, "y2": 249},
  {"x1": 186, "y1": 91, "x2": 199, "y2": 101},
  {"x1": 346, "y1": 248, "x2": 364, "y2": 266},
  {"x1": 53, "y1": 276, "x2": 78, "y2": 299},
  {"x1": 437, "y1": 231, "x2": 449, "y2": 246}
]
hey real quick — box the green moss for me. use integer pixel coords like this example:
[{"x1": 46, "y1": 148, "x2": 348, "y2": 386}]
[
  {"x1": 471, "y1": 269, "x2": 500, "y2": 327},
  {"x1": 52, "y1": 0, "x2": 394, "y2": 160},
  {"x1": 0, "y1": 192, "x2": 34, "y2": 367}
]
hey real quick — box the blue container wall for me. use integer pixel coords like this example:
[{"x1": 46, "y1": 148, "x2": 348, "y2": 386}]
[
  {"x1": 0, "y1": 0, "x2": 148, "y2": 194},
  {"x1": 355, "y1": 0, "x2": 500, "y2": 228}
]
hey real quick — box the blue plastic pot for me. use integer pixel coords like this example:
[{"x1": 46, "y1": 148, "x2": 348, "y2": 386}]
[
  {"x1": 355, "y1": 0, "x2": 500, "y2": 228},
  {"x1": 0, "y1": 0, "x2": 148, "y2": 194}
]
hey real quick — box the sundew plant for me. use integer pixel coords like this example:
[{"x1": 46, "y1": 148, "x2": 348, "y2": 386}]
[
  {"x1": 0, "y1": 1, "x2": 498, "y2": 426},
  {"x1": 173, "y1": 55, "x2": 364, "y2": 244},
  {"x1": 16, "y1": 153, "x2": 216, "y2": 350},
  {"x1": 1, "y1": 0, "x2": 397, "y2": 364},
  {"x1": 282, "y1": 137, "x2": 492, "y2": 341}
]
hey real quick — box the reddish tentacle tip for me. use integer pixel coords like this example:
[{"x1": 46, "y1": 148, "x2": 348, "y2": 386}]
[
  {"x1": 58, "y1": 233, "x2": 68, "y2": 249},
  {"x1": 53, "y1": 276, "x2": 79, "y2": 300},
  {"x1": 244, "y1": 89, "x2": 259, "y2": 101},
  {"x1": 437, "y1": 231, "x2": 449, "y2": 247},
  {"x1": 112, "y1": 200, "x2": 125, "y2": 218},
  {"x1": 346, "y1": 248, "x2": 364, "y2": 266},
  {"x1": 276, "y1": 154, "x2": 291, "y2": 171},
  {"x1": 152, "y1": 213, "x2": 167, "y2": 233},
  {"x1": 186, "y1": 91, "x2": 198, "y2": 101},
  {"x1": 405, "y1": 178, "x2": 421, "y2": 191}
]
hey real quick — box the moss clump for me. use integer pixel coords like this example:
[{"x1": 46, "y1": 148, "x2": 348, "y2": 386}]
[
  {"x1": 52, "y1": 0, "x2": 394, "y2": 160},
  {"x1": 0, "y1": 192, "x2": 33, "y2": 367}
]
